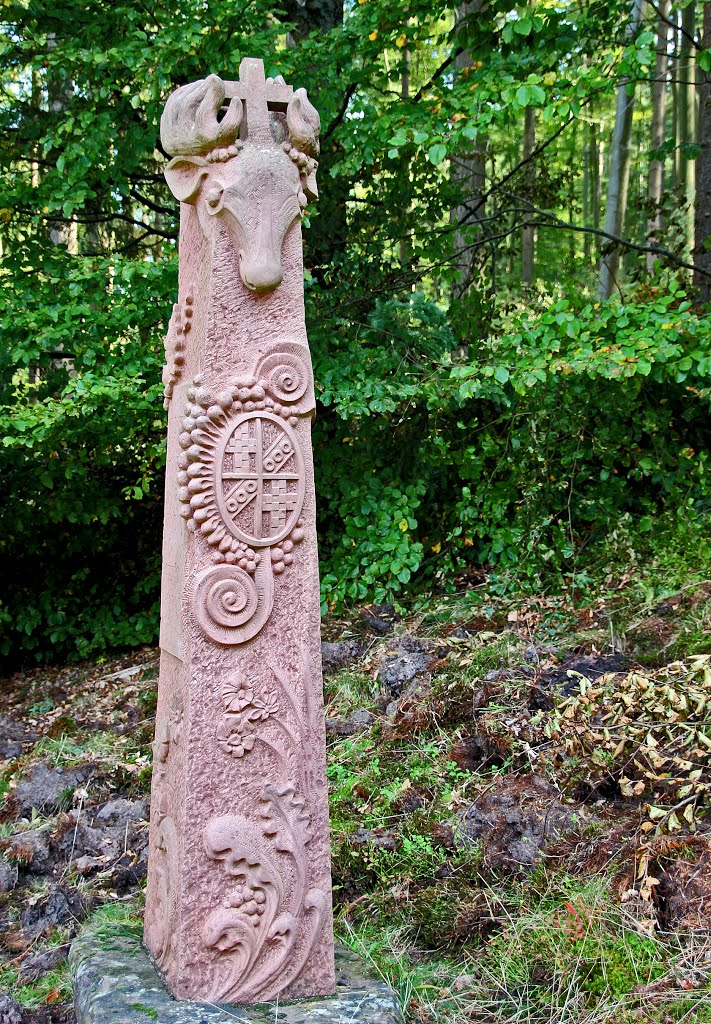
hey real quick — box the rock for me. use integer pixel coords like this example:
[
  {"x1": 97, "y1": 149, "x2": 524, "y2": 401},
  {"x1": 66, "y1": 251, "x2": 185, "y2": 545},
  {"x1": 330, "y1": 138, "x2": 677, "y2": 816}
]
[
  {"x1": 52, "y1": 821, "x2": 106, "y2": 863},
  {"x1": 349, "y1": 709, "x2": 375, "y2": 729},
  {"x1": 350, "y1": 828, "x2": 398, "y2": 852},
  {"x1": 0, "y1": 994, "x2": 22, "y2": 1024},
  {"x1": 325, "y1": 709, "x2": 375, "y2": 736},
  {"x1": 0, "y1": 856, "x2": 17, "y2": 892},
  {"x1": 93, "y1": 798, "x2": 148, "y2": 827},
  {"x1": 538, "y1": 652, "x2": 629, "y2": 694},
  {"x1": 321, "y1": 640, "x2": 361, "y2": 675},
  {"x1": 71, "y1": 928, "x2": 402, "y2": 1023},
  {"x1": 461, "y1": 776, "x2": 585, "y2": 873},
  {"x1": 376, "y1": 635, "x2": 433, "y2": 695},
  {"x1": 110, "y1": 846, "x2": 149, "y2": 894},
  {"x1": 18, "y1": 943, "x2": 69, "y2": 982},
  {"x1": 74, "y1": 855, "x2": 109, "y2": 876},
  {"x1": 0, "y1": 715, "x2": 37, "y2": 760},
  {"x1": 21, "y1": 884, "x2": 89, "y2": 939},
  {"x1": 5, "y1": 828, "x2": 54, "y2": 876},
  {"x1": 11, "y1": 762, "x2": 88, "y2": 819},
  {"x1": 360, "y1": 604, "x2": 400, "y2": 635}
]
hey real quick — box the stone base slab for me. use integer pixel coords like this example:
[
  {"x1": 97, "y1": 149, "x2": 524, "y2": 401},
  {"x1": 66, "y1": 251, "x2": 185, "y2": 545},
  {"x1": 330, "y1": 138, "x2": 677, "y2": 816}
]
[{"x1": 70, "y1": 926, "x2": 402, "y2": 1024}]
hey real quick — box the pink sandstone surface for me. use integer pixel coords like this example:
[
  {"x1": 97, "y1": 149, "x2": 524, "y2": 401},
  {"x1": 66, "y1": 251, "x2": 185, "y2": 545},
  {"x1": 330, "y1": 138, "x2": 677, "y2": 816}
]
[{"x1": 144, "y1": 59, "x2": 336, "y2": 1004}]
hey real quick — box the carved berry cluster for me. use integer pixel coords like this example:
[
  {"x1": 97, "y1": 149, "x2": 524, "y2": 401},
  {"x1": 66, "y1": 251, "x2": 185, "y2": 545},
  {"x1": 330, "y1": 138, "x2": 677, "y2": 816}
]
[
  {"x1": 162, "y1": 288, "x2": 193, "y2": 409},
  {"x1": 270, "y1": 520, "x2": 305, "y2": 574},
  {"x1": 226, "y1": 883, "x2": 267, "y2": 926},
  {"x1": 282, "y1": 141, "x2": 317, "y2": 214}
]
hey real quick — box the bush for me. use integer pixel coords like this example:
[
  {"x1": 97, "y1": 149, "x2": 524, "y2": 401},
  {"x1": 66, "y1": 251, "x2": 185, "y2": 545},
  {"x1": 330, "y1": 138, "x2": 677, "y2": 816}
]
[{"x1": 2, "y1": 281, "x2": 710, "y2": 661}]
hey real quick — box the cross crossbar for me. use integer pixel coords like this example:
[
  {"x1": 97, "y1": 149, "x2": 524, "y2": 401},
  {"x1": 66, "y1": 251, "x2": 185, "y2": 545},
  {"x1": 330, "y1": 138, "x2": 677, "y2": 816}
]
[{"x1": 223, "y1": 57, "x2": 294, "y2": 144}]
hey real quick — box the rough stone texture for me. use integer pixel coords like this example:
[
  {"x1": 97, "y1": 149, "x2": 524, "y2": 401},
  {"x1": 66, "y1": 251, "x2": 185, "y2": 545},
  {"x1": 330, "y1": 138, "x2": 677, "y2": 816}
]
[
  {"x1": 4, "y1": 828, "x2": 53, "y2": 876},
  {"x1": 320, "y1": 640, "x2": 361, "y2": 675},
  {"x1": 19, "y1": 944, "x2": 69, "y2": 983},
  {"x1": 376, "y1": 636, "x2": 433, "y2": 695},
  {"x1": 325, "y1": 709, "x2": 374, "y2": 737},
  {"x1": 93, "y1": 797, "x2": 149, "y2": 826},
  {"x1": 461, "y1": 776, "x2": 585, "y2": 872},
  {"x1": 0, "y1": 994, "x2": 22, "y2": 1024},
  {"x1": 0, "y1": 857, "x2": 17, "y2": 893},
  {"x1": 0, "y1": 715, "x2": 38, "y2": 760},
  {"x1": 71, "y1": 929, "x2": 401, "y2": 1024},
  {"x1": 145, "y1": 59, "x2": 335, "y2": 1004},
  {"x1": 21, "y1": 884, "x2": 89, "y2": 939},
  {"x1": 11, "y1": 763, "x2": 87, "y2": 819}
]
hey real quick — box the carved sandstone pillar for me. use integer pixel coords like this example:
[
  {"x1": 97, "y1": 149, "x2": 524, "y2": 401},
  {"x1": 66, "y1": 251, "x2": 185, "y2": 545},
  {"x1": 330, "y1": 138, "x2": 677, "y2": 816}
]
[{"x1": 144, "y1": 59, "x2": 336, "y2": 1004}]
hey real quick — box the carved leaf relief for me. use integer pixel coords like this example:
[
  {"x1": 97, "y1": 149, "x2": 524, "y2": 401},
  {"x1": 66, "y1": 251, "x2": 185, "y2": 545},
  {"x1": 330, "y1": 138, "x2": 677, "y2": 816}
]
[{"x1": 202, "y1": 784, "x2": 327, "y2": 1002}]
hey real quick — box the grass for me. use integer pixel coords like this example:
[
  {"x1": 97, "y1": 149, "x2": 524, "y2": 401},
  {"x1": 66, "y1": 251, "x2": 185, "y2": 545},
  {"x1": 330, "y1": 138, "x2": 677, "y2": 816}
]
[
  {"x1": 1, "y1": 514, "x2": 709, "y2": 1021},
  {"x1": 338, "y1": 874, "x2": 711, "y2": 1024}
]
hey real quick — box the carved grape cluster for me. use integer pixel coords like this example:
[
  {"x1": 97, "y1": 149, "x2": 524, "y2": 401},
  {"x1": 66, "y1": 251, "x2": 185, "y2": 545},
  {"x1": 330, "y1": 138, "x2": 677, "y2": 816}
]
[{"x1": 226, "y1": 883, "x2": 267, "y2": 927}]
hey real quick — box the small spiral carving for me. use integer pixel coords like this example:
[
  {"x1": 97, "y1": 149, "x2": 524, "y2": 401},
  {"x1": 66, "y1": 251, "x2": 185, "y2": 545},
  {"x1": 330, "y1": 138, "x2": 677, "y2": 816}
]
[
  {"x1": 193, "y1": 558, "x2": 274, "y2": 646},
  {"x1": 195, "y1": 565, "x2": 259, "y2": 643},
  {"x1": 260, "y1": 352, "x2": 309, "y2": 404}
]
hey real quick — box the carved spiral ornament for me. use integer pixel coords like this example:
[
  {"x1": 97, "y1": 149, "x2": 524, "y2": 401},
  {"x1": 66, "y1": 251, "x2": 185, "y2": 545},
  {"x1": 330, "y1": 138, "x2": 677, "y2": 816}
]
[
  {"x1": 194, "y1": 562, "x2": 273, "y2": 645},
  {"x1": 259, "y1": 351, "x2": 309, "y2": 405}
]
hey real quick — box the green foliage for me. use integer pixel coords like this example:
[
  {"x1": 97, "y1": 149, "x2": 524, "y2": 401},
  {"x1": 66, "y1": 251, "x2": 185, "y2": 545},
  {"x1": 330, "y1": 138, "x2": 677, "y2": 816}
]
[
  {"x1": 316, "y1": 287, "x2": 711, "y2": 610},
  {"x1": 0, "y1": 0, "x2": 709, "y2": 660}
]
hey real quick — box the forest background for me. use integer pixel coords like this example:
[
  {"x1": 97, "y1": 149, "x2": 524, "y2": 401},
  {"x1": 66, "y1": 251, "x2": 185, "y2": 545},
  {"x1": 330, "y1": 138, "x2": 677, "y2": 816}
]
[{"x1": 1, "y1": 0, "x2": 710, "y2": 663}]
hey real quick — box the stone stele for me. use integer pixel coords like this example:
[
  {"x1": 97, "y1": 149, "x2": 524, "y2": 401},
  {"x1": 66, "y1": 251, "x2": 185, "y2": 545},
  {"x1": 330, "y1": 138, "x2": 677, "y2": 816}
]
[{"x1": 144, "y1": 58, "x2": 335, "y2": 1004}]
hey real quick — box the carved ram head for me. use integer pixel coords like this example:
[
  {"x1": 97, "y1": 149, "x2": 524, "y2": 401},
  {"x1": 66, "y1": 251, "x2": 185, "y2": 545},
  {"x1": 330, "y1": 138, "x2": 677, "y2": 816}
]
[{"x1": 161, "y1": 74, "x2": 319, "y2": 295}]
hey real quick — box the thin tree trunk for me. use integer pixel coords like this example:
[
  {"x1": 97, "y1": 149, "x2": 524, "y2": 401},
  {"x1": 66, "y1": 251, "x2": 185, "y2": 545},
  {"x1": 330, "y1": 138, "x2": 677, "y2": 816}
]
[
  {"x1": 590, "y1": 100, "x2": 601, "y2": 232},
  {"x1": 569, "y1": 125, "x2": 576, "y2": 266},
  {"x1": 693, "y1": 1, "x2": 711, "y2": 298},
  {"x1": 673, "y1": 8, "x2": 682, "y2": 186},
  {"x1": 400, "y1": 30, "x2": 410, "y2": 267},
  {"x1": 521, "y1": 105, "x2": 535, "y2": 285},
  {"x1": 679, "y1": 1, "x2": 697, "y2": 248},
  {"x1": 47, "y1": 34, "x2": 77, "y2": 255},
  {"x1": 599, "y1": 0, "x2": 647, "y2": 298},
  {"x1": 583, "y1": 133, "x2": 591, "y2": 261},
  {"x1": 451, "y1": 1, "x2": 487, "y2": 296},
  {"x1": 647, "y1": 0, "x2": 670, "y2": 272}
]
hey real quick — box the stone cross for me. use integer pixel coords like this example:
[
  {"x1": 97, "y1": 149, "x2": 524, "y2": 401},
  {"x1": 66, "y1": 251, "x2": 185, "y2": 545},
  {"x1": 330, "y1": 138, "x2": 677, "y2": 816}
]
[{"x1": 146, "y1": 59, "x2": 335, "y2": 1004}]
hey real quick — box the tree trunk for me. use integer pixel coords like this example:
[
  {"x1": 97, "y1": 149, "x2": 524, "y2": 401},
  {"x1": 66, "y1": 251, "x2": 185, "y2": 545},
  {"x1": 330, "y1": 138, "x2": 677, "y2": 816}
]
[
  {"x1": 521, "y1": 105, "x2": 535, "y2": 285},
  {"x1": 647, "y1": 0, "x2": 670, "y2": 272},
  {"x1": 400, "y1": 29, "x2": 411, "y2": 267},
  {"x1": 673, "y1": 8, "x2": 682, "y2": 186},
  {"x1": 451, "y1": 1, "x2": 487, "y2": 296},
  {"x1": 679, "y1": 1, "x2": 697, "y2": 248},
  {"x1": 47, "y1": 34, "x2": 77, "y2": 255},
  {"x1": 280, "y1": 0, "x2": 345, "y2": 277},
  {"x1": 693, "y1": 1, "x2": 711, "y2": 298},
  {"x1": 599, "y1": 0, "x2": 646, "y2": 298},
  {"x1": 583, "y1": 133, "x2": 591, "y2": 261},
  {"x1": 590, "y1": 100, "x2": 601, "y2": 232}
]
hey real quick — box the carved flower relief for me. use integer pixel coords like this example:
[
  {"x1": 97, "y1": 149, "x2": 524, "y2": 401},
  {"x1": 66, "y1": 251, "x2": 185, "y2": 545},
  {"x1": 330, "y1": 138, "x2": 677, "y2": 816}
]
[{"x1": 217, "y1": 670, "x2": 279, "y2": 759}]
